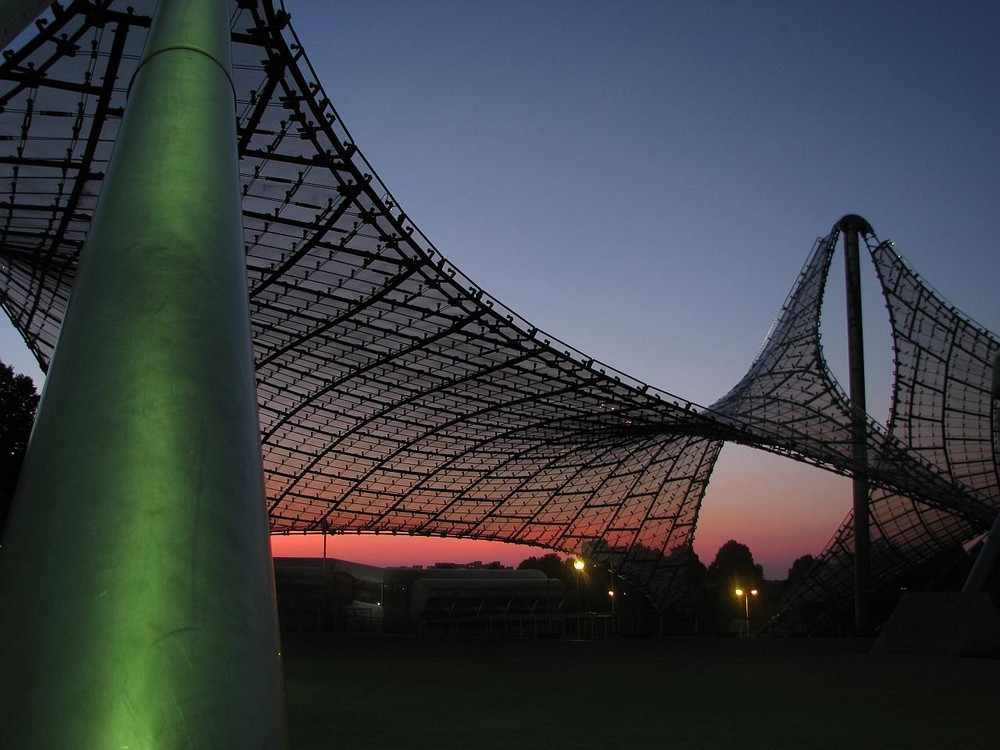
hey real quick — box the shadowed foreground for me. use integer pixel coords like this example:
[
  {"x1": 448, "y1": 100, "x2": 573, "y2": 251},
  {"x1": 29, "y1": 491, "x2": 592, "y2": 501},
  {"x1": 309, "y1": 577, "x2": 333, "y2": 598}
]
[{"x1": 282, "y1": 634, "x2": 997, "y2": 749}]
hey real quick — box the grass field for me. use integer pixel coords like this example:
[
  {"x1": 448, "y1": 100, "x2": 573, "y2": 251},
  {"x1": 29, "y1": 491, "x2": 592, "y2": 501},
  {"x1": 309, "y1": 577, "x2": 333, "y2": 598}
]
[{"x1": 281, "y1": 633, "x2": 998, "y2": 749}]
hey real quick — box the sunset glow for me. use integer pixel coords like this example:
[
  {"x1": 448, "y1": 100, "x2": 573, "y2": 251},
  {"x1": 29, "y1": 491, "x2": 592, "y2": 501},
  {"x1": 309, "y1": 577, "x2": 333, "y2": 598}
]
[{"x1": 270, "y1": 445, "x2": 853, "y2": 580}]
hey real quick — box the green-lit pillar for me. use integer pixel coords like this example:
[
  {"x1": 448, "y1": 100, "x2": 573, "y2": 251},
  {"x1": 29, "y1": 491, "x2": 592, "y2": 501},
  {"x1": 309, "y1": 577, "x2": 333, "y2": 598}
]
[{"x1": 0, "y1": 0, "x2": 287, "y2": 747}]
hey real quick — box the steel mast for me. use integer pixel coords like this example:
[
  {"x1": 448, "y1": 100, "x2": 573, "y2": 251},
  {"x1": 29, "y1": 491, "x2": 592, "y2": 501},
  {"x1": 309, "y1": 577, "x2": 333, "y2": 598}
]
[{"x1": 0, "y1": 0, "x2": 288, "y2": 746}]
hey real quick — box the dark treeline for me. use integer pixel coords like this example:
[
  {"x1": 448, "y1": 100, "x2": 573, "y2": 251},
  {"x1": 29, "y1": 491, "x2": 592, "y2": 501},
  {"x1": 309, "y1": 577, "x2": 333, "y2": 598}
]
[
  {"x1": 0, "y1": 358, "x2": 39, "y2": 539},
  {"x1": 686, "y1": 540, "x2": 816, "y2": 634},
  {"x1": 517, "y1": 540, "x2": 817, "y2": 635}
]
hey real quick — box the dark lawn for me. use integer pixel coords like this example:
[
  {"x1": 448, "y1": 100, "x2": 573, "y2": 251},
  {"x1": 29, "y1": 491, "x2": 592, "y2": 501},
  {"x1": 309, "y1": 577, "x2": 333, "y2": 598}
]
[{"x1": 281, "y1": 633, "x2": 997, "y2": 750}]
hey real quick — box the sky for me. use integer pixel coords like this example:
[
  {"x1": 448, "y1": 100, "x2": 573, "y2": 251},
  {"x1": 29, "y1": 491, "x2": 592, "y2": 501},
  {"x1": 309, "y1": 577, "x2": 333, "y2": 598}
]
[{"x1": 3, "y1": 1, "x2": 998, "y2": 578}]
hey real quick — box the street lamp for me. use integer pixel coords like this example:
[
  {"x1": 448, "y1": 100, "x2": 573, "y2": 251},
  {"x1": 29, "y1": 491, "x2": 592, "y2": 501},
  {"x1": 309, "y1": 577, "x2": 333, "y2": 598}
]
[
  {"x1": 572, "y1": 559, "x2": 585, "y2": 608},
  {"x1": 608, "y1": 565, "x2": 617, "y2": 616},
  {"x1": 734, "y1": 587, "x2": 759, "y2": 637}
]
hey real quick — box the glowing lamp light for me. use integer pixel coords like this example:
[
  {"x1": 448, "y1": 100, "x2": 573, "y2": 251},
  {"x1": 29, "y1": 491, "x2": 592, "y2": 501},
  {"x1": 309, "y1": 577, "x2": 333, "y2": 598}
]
[{"x1": 573, "y1": 559, "x2": 585, "y2": 571}]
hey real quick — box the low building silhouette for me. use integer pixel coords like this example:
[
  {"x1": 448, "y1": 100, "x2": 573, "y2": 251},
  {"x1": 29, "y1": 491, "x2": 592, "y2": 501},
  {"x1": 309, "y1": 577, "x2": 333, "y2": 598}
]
[{"x1": 274, "y1": 557, "x2": 566, "y2": 635}]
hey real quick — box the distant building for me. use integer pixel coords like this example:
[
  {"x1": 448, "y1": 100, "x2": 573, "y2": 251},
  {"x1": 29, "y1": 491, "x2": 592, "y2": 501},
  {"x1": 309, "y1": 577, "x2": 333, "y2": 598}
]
[{"x1": 274, "y1": 557, "x2": 566, "y2": 635}]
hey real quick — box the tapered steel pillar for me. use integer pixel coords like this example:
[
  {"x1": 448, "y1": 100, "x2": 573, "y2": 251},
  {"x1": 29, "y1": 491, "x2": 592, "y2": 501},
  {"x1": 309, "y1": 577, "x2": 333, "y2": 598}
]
[
  {"x1": 0, "y1": 1, "x2": 287, "y2": 747},
  {"x1": 840, "y1": 214, "x2": 872, "y2": 635}
]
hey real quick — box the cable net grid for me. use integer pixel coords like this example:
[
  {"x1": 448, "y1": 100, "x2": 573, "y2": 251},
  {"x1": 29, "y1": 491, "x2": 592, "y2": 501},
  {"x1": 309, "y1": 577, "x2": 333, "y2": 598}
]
[{"x1": 0, "y1": 1, "x2": 996, "y2": 611}]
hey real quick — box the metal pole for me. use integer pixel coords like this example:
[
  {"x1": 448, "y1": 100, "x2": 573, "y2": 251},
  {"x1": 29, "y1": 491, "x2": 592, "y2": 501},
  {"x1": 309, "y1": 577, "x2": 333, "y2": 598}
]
[
  {"x1": 0, "y1": 1, "x2": 288, "y2": 747},
  {"x1": 843, "y1": 216, "x2": 872, "y2": 634},
  {"x1": 0, "y1": 0, "x2": 52, "y2": 50}
]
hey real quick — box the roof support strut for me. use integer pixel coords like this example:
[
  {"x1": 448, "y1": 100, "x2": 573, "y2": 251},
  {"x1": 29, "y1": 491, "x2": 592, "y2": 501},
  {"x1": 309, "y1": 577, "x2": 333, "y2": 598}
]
[
  {"x1": 0, "y1": 1, "x2": 288, "y2": 746},
  {"x1": 842, "y1": 215, "x2": 872, "y2": 635}
]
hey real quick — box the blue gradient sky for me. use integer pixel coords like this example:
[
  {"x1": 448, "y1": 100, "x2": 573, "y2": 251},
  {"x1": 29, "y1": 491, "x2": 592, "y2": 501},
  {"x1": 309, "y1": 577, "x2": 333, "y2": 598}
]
[{"x1": 3, "y1": 1, "x2": 998, "y2": 577}]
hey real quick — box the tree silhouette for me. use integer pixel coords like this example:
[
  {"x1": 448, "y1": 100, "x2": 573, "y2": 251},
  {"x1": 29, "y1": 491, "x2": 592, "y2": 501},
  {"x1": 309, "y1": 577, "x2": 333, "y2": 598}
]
[
  {"x1": 0, "y1": 358, "x2": 39, "y2": 538},
  {"x1": 517, "y1": 552, "x2": 570, "y2": 583},
  {"x1": 707, "y1": 539, "x2": 765, "y2": 590},
  {"x1": 786, "y1": 554, "x2": 817, "y2": 585},
  {"x1": 701, "y1": 540, "x2": 765, "y2": 632}
]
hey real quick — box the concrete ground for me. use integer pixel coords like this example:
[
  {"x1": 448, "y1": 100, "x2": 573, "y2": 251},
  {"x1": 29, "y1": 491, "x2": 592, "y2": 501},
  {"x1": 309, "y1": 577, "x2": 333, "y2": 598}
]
[{"x1": 281, "y1": 633, "x2": 998, "y2": 749}]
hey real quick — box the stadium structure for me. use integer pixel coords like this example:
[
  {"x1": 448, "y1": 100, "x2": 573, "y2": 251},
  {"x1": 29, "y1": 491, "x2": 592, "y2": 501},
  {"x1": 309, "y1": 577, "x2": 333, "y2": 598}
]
[{"x1": 0, "y1": 1, "x2": 996, "y2": 745}]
